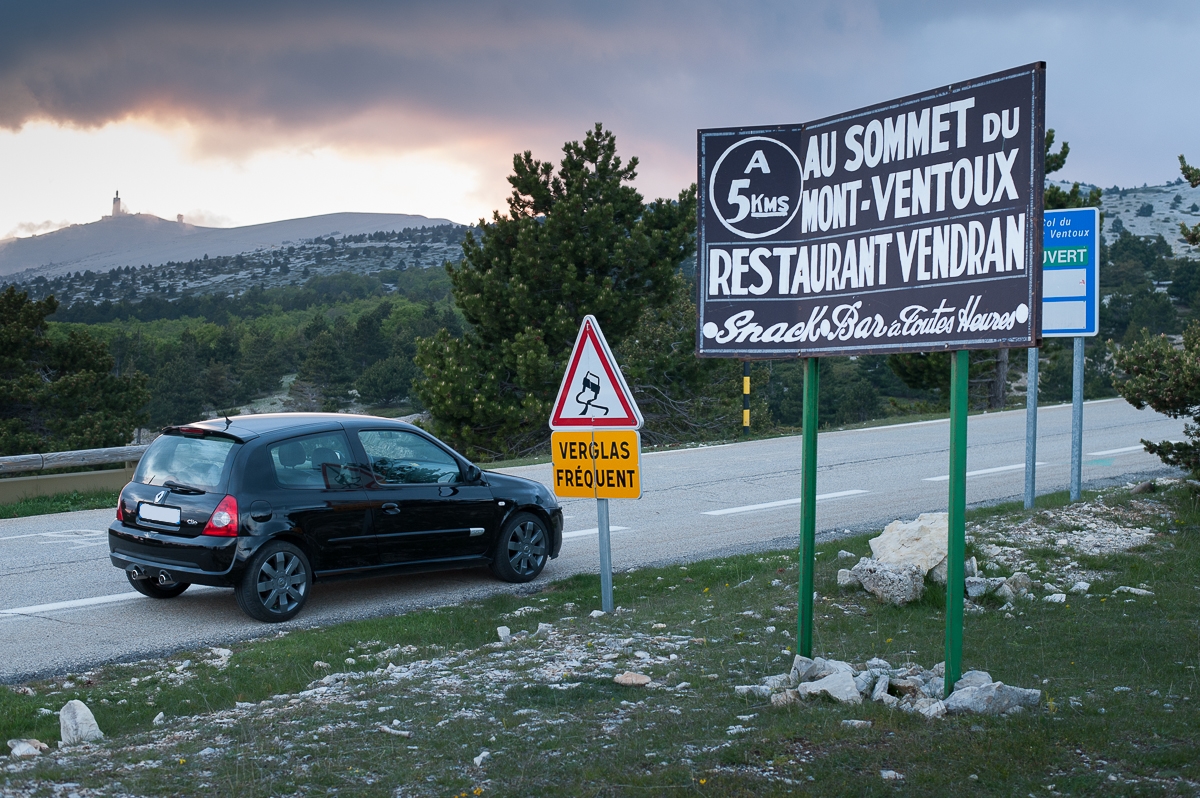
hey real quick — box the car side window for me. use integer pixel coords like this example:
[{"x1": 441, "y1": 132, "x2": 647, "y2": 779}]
[
  {"x1": 268, "y1": 432, "x2": 363, "y2": 489},
  {"x1": 358, "y1": 430, "x2": 462, "y2": 485}
]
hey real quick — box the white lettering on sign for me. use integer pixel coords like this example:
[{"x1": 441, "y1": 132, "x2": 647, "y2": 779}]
[{"x1": 700, "y1": 295, "x2": 1030, "y2": 346}]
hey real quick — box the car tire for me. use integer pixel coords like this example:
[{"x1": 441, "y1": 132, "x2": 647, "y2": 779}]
[
  {"x1": 490, "y1": 512, "x2": 548, "y2": 583},
  {"x1": 235, "y1": 541, "x2": 312, "y2": 623},
  {"x1": 126, "y1": 571, "x2": 190, "y2": 599}
]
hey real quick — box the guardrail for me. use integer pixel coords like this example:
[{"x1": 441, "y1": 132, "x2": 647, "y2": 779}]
[
  {"x1": 0, "y1": 445, "x2": 148, "y2": 504},
  {"x1": 0, "y1": 445, "x2": 149, "y2": 475}
]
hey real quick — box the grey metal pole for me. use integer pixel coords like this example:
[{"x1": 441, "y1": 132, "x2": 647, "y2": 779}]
[
  {"x1": 597, "y1": 498, "x2": 614, "y2": 612},
  {"x1": 1070, "y1": 337, "x2": 1085, "y2": 501},
  {"x1": 1025, "y1": 347, "x2": 1039, "y2": 509}
]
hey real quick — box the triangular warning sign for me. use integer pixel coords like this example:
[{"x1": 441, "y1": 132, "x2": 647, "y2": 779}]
[{"x1": 550, "y1": 315, "x2": 643, "y2": 430}]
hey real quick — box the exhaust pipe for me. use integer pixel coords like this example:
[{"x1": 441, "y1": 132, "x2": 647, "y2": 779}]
[
  {"x1": 129, "y1": 566, "x2": 145, "y2": 580},
  {"x1": 157, "y1": 571, "x2": 172, "y2": 586}
]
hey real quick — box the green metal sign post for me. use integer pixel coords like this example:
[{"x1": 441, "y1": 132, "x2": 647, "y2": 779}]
[
  {"x1": 944, "y1": 350, "x2": 969, "y2": 696},
  {"x1": 797, "y1": 357, "x2": 819, "y2": 657}
]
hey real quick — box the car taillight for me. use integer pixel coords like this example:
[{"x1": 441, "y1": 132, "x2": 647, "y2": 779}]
[
  {"x1": 116, "y1": 490, "x2": 125, "y2": 522},
  {"x1": 203, "y1": 495, "x2": 239, "y2": 537}
]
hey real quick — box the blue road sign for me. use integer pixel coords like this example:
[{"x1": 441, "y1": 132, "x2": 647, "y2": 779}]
[{"x1": 1042, "y1": 207, "x2": 1100, "y2": 337}]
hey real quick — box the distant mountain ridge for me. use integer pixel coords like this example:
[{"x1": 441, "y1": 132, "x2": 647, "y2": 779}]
[{"x1": 0, "y1": 211, "x2": 461, "y2": 279}]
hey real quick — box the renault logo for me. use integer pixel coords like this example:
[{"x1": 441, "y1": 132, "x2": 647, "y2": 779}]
[{"x1": 154, "y1": 490, "x2": 168, "y2": 504}]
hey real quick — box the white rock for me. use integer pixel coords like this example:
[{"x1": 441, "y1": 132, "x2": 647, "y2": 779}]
[
  {"x1": 865, "y1": 657, "x2": 891, "y2": 670},
  {"x1": 533, "y1": 622, "x2": 553, "y2": 639},
  {"x1": 994, "y1": 583, "x2": 1016, "y2": 603},
  {"x1": 796, "y1": 671, "x2": 862, "y2": 705},
  {"x1": 964, "y1": 576, "x2": 989, "y2": 598},
  {"x1": 59, "y1": 700, "x2": 103, "y2": 746},
  {"x1": 964, "y1": 557, "x2": 978, "y2": 577},
  {"x1": 790, "y1": 655, "x2": 820, "y2": 683},
  {"x1": 152, "y1": 712, "x2": 165, "y2": 726},
  {"x1": 760, "y1": 673, "x2": 794, "y2": 690},
  {"x1": 1069, "y1": 581, "x2": 1091, "y2": 595},
  {"x1": 871, "y1": 675, "x2": 890, "y2": 702},
  {"x1": 496, "y1": 626, "x2": 511, "y2": 644},
  {"x1": 1043, "y1": 593, "x2": 1067, "y2": 604},
  {"x1": 7, "y1": 739, "x2": 48, "y2": 758},
  {"x1": 851, "y1": 559, "x2": 925, "y2": 606},
  {"x1": 837, "y1": 550, "x2": 857, "y2": 560},
  {"x1": 589, "y1": 610, "x2": 607, "y2": 618},
  {"x1": 869, "y1": 513, "x2": 948, "y2": 577},
  {"x1": 945, "y1": 682, "x2": 1041, "y2": 715},
  {"x1": 1113, "y1": 586, "x2": 1153, "y2": 597},
  {"x1": 614, "y1": 672, "x2": 651, "y2": 687},
  {"x1": 811, "y1": 657, "x2": 854, "y2": 679},
  {"x1": 473, "y1": 750, "x2": 491, "y2": 767},
  {"x1": 853, "y1": 671, "x2": 875, "y2": 694},
  {"x1": 735, "y1": 685, "x2": 773, "y2": 699},
  {"x1": 881, "y1": 770, "x2": 905, "y2": 781},
  {"x1": 1005, "y1": 572, "x2": 1032, "y2": 594},
  {"x1": 378, "y1": 725, "x2": 412, "y2": 737},
  {"x1": 954, "y1": 670, "x2": 993, "y2": 692},
  {"x1": 313, "y1": 661, "x2": 330, "y2": 669},
  {"x1": 916, "y1": 698, "x2": 947, "y2": 719},
  {"x1": 770, "y1": 689, "x2": 800, "y2": 707},
  {"x1": 841, "y1": 719, "x2": 872, "y2": 728},
  {"x1": 836, "y1": 569, "x2": 860, "y2": 589}
]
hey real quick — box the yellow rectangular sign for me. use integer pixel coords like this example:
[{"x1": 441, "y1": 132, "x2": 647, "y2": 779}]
[{"x1": 551, "y1": 430, "x2": 641, "y2": 499}]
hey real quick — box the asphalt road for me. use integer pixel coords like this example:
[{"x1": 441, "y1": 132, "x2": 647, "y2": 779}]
[{"x1": 0, "y1": 398, "x2": 1184, "y2": 683}]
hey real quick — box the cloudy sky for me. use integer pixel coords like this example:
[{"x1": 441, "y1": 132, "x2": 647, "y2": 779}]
[{"x1": 1, "y1": 1, "x2": 1197, "y2": 239}]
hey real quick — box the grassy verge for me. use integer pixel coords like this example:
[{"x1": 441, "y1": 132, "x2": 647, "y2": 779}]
[
  {"x1": 3, "y1": 485, "x2": 1198, "y2": 796},
  {"x1": 0, "y1": 489, "x2": 118, "y2": 519}
]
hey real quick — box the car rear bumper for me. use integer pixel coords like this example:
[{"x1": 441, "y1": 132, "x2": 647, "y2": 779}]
[{"x1": 109, "y1": 522, "x2": 240, "y2": 587}]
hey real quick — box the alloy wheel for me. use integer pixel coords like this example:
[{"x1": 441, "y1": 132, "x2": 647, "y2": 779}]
[
  {"x1": 507, "y1": 520, "x2": 547, "y2": 577},
  {"x1": 255, "y1": 550, "x2": 308, "y2": 614}
]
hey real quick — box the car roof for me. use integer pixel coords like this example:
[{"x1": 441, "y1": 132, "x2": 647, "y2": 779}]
[{"x1": 176, "y1": 413, "x2": 421, "y2": 441}]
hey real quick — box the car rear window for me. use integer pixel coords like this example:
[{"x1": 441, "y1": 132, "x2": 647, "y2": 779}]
[{"x1": 134, "y1": 434, "x2": 237, "y2": 492}]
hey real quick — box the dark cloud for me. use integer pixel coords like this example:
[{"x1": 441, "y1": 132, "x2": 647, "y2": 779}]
[{"x1": 2, "y1": 1, "x2": 1197, "y2": 192}]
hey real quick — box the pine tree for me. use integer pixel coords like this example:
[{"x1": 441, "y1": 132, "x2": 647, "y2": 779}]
[
  {"x1": 1179, "y1": 156, "x2": 1200, "y2": 245},
  {"x1": 0, "y1": 286, "x2": 149, "y2": 454},
  {"x1": 1114, "y1": 153, "x2": 1200, "y2": 474},
  {"x1": 415, "y1": 124, "x2": 695, "y2": 459}
]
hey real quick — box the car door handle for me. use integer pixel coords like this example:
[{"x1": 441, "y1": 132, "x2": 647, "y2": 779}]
[{"x1": 381, "y1": 502, "x2": 401, "y2": 515}]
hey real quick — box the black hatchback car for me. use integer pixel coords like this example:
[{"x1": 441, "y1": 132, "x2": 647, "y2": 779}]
[{"x1": 109, "y1": 413, "x2": 563, "y2": 622}]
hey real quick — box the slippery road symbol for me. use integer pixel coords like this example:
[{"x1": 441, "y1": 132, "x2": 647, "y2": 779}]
[
  {"x1": 575, "y1": 371, "x2": 609, "y2": 416},
  {"x1": 549, "y1": 315, "x2": 642, "y2": 430}
]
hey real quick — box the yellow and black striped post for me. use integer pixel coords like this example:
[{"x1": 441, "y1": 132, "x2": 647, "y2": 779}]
[{"x1": 742, "y1": 361, "x2": 751, "y2": 436}]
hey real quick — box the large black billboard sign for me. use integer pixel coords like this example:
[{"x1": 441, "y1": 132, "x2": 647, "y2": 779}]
[{"x1": 697, "y1": 63, "x2": 1045, "y2": 357}]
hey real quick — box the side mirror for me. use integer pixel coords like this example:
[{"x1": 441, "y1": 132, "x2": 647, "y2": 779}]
[{"x1": 465, "y1": 464, "x2": 482, "y2": 483}]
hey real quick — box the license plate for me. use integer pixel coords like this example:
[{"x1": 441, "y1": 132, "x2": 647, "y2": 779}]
[{"x1": 138, "y1": 502, "x2": 181, "y2": 526}]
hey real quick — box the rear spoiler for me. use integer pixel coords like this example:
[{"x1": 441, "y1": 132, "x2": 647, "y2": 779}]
[{"x1": 161, "y1": 425, "x2": 253, "y2": 444}]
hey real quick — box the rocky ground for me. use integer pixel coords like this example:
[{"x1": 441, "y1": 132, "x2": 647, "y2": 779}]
[{"x1": 3, "y1": 481, "x2": 1197, "y2": 796}]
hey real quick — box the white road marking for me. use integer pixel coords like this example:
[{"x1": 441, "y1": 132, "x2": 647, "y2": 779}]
[
  {"x1": 0, "y1": 592, "x2": 143, "y2": 615},
  {"x1": 924, "y1": 463, "x2": 1044, "y2": 482},
  {"x1": 0, "y1": 585, "x2": 221, "y2": 617},
  {"x1": 1086, "y1": 445, "x2": 1145, "y2": 456},
  {"x1": 0, "y1": 529, "x2": 107, "y2": 543},
  {"x1": 562, "y1": 526, "x2": 630, "y2": 540},
  {"x1": 701, "y1": 489, "x2": 868, "y2": 516}
]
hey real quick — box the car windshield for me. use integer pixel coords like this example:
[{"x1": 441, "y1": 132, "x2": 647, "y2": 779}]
[{"x1": 134, "y1": 434, "x2": 237, "y2": 492}]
